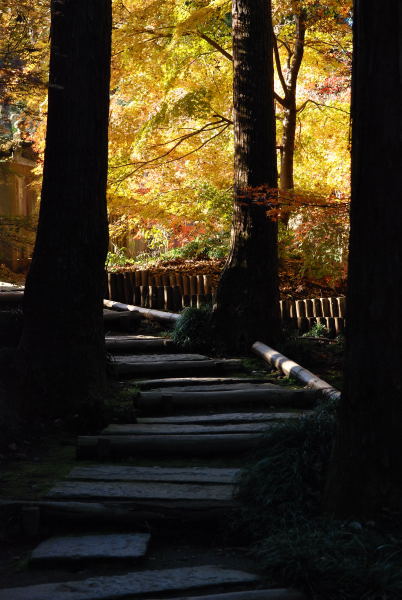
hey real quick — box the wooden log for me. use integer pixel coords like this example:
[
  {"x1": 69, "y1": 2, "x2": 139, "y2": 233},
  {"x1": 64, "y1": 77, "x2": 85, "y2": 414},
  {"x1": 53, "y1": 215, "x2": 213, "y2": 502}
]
[
  {"x1": 140, "y1": 285, "x2": 148, "y2": 307},
  {"x1": 312, "y1": 298, "x2": 322, "y2": 317},
  {"x1": 197, "y1": 294, "x2": 206, "y2": 308},
  {"x1": 149, "y1": 285, "x2": 159, "y2": 309},
  {"x1": 104, "y1": 299, "x2": 179, "y2": 324},
  {"x1": 140, "y1": 270, "x2": 149, "y2": 286},
  {"x1": 329, "y1": 296, "x2": 339, "y2": 317},
  {"x1": 320, "y1": 297, "x2": 330, "y2": 317},
  {"x1": 0, "y1": 290, "x2": 24, "y2": 303},
  {"x1": 252, "y1": 341, "x2": 341, "y2": 402},
  {"x1": 325, "y1": 317, "x2": 336, "y2": 336},
  {"x1": 303, "y1": 298, "x2": 314, "y2": 317},
  {"x1": 77, "y1": 433, "x2": 262, "y2": 459},
  {"x1": 182, "y1": 294, "x2": 190, "y2": 308},
  {"x1": 182, "y1": 275, "x2": 190, "y2": 295},
  {"x1": 203, "y1": 274, "x2": 213, "y2": 294},
  {"x1": 109, "y1": 273, "x2": 119, "y2": 301},
  {"x1": 156, "y1": 286, "x2": 165, "y2": 310},
  {"x1": 334, "y1": 316, "x2": 345, "y2": 334},
  {"x1": 164, "y1": 286, "x2": 174, "y2": 311},
  {"x1": 175, "y1": 273, "x2": 183, "y2": 290},
  {"x1": 133, "y1": 285, "x2": 142, "y2": 306},
  {"x1": 197, "y1": 275, "x2": 205, "y2": 294},
  {"x1": 295, "y1": 300, "x2": 306, "y2": 318},
  {"x1": 190, "y1": 275, "x2": 198, "y2": 296},
  {"x1": 337, "y1": 296, "x2": 346, "y2": 317},
  {"x1": 137, "y1": 387, "x2": 316, "y2": 410},
  {"x1": 172, "y1": 285, "x2": 182, "y2": 312},
  {"x1": 297, "y1": 317, "x2": 309, "y2": 333}
]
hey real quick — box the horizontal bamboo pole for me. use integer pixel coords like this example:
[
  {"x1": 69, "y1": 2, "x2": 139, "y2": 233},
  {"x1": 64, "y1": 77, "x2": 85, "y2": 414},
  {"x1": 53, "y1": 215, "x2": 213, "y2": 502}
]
[
  {"x1": 103, "y1": 299, "x2": 179, "y2": 324},
  {"x1": 252, "y1": 341, "x2": 341, "y2": 402}
]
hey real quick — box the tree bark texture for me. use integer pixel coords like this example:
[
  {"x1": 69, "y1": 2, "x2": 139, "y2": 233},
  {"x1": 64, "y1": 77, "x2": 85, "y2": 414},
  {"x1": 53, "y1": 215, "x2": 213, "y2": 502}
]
[
  {"x1": 213, "y1": 0, "x2": 280, "y2": 352},
  {"x1": 19, "y1": 0, "x2": 112, "y2": 420},
  {"x1": 325, "y1": 0, "x2": 402, "y2": 516}
]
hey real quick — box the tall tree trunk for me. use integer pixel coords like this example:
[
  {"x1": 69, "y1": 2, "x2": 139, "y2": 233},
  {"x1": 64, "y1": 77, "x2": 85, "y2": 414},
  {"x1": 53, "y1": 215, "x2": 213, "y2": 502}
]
[
  {"x1": 325, "y1": 0, "x2": 402, "y2": 516},
  {"x1": 18, "y1": 0, "x2": 112, "y2": 423},
  {"x1": 213, "y1": 0, "x2": 280, "y2": 353},
  {"x1": 276, "y1": 12, "x2": 306, "y2": 226}
]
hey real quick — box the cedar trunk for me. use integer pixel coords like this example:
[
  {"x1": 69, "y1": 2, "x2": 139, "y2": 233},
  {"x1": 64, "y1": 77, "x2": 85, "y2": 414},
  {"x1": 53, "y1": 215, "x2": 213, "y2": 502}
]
[
  {"x1": 18, "y1": 0, "x2": 112, "y2": 420},
  {"x1": 213, "y1": 0, "x2": 280, "y2": 352},
  {"x1": 325, "y1": 0, "x2": 402, "y2": 516}
]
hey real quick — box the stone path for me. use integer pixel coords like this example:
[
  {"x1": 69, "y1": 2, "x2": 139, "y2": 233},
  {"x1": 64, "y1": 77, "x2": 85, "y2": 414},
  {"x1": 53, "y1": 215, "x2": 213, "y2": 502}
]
[{"x1": 1, "y1": 313, "x2": 309, "y2": 599}]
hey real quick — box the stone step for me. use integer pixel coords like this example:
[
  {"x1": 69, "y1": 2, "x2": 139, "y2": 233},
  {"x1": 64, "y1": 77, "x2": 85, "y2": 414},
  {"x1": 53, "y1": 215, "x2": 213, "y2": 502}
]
[
  {"x1": 155, "y1": 590, "x2": 305, "y2": 600},
  {"x1": 137, "y1": 411, "x2": 310, "y2": 424},
  {"x1": 135, "y1": 377, "x2": 277, "y2": 389},
  {"x1": 67, "y1": 466, "x2": 240, "y2": 484},
  {"x1": 100, "y1": 422, "x2": 276, "y2": 435},
  {"x1": 137, "y1": 382, "x2": 282, "y2": 393},
  {"x1": 137, "y1": 388, "x2": 316, "y2": 411},
  {"x1": 105, "y1": 335, "x2": 175, "y2": 353},
  {"x1": 46, "y1": 481, "x2": 234, "y2": 503},
  {"x1": 0, "y1": 565, "x2": 259, "y2": 600},
  {"x1": 30, "y1": 532, "x2": 150, "y2": 565},
  {"x1": 114, "y1": 356, "x2": 244, "y2": 377},
  {"x1": 77, "y1": 433, "x2": 261, "y2": 460}
]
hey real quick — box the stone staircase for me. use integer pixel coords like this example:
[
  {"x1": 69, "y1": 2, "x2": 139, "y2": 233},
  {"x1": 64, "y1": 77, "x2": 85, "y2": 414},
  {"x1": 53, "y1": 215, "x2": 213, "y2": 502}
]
[{"x1": 0, "y1": 320, "x2": 309, "y2": 600}]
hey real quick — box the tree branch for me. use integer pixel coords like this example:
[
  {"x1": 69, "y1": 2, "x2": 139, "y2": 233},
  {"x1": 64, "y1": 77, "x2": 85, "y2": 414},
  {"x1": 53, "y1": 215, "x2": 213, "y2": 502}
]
[{"x1": 198, "y1": 32, "x2": 233, "y2": 62}]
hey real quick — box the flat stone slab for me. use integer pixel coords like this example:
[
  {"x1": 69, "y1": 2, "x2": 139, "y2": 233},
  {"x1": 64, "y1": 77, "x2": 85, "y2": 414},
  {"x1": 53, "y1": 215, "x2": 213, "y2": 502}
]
[
  {"x1": 30, "y1": 533, "x2": 150, "y2": 564},
  {"x1": 114, "y1": 354, "x2": 208, "y2": 363},
  {"x1": 67, "y1": 466, "x2": 240, "y2": 484},
  {"x1": 160, "y1": 590, "x2": 305, "y2": 600},
  {"x1": 136, "y1": 377, "x2": 275, "y2": 389},
  {"x1": 138, "y1": 383, "x2": 280, "y2": 393},
  {"x1": 138, "y1": 412, "x2": 310, "y2": 424},
  {"x1": 101, "y1": 423, "x2": 276, "y2": 435},
  {"x1": 0, "y1": 565, "x2": 259, "y2": 600},
  {"x1": 46, "y1": 481, "x2": 234, "y2": 502},
  {"x1": 115, "y1": 358, "x2": 244, "y2": 377}
]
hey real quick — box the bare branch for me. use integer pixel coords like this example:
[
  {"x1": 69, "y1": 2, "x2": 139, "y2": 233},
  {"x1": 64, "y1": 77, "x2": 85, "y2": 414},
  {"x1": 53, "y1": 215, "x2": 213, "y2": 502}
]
[{"x1": 198, "y1": 32, "x2": 232, "y2": 62}]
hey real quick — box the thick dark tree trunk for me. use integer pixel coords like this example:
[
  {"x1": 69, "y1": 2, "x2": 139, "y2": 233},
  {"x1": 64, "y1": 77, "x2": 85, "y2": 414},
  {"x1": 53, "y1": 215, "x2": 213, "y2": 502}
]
[
  {"x1": 18, "y1": 0, "x2": 112, "y2": 422},
  {"x1": 325, "y1": 0, "x2": 402, "y2": 516},
  {"x1": 213, "y1": 0, "x2": 280, "y2": 353}
]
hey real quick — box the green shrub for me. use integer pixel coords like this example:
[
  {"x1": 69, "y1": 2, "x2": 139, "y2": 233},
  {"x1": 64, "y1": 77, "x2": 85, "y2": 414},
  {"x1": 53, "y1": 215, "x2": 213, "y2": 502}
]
[
  {"x1": 257, "y1": 521, "x2": 402, "y2": 600},
  {"x1": 171, "y1": 306, "x2": 214, "y2": 353},
  {"x1": 235, "y1": 401, "x2": 337, "y2": 535}
]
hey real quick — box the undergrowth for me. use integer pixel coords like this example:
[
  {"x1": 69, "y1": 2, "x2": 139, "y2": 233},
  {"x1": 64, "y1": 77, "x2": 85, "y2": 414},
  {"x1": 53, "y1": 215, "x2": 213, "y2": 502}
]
[
  {"x1": 235, "y1": 403, "x2": 402, "y2": 599},
  {"x1": 170, "y1": 305, "x2": 214, "y2": 353}
]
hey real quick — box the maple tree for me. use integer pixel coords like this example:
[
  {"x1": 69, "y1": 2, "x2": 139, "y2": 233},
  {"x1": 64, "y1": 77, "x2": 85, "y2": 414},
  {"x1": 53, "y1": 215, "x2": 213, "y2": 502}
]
[{"x1": 2, "y1": 0, "x2": 353, "y2": 287}]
